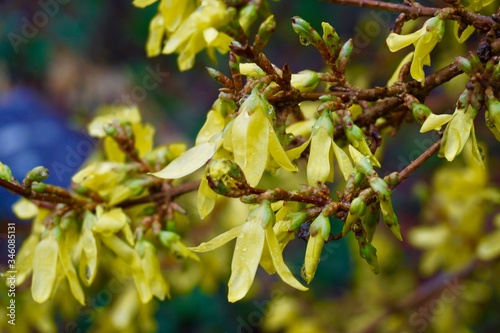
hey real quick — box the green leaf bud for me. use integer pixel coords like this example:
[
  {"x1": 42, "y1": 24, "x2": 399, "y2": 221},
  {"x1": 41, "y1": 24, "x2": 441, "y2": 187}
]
[
  {"x1": 336, "y1": 39, "x2": 353, "y2": 72},
  {"x1": 159, "y1": 230, "x2": 180, "y2": 248},
  {"x1": 0, "y1": 162, "x2": 14, "y2": 182},
  {"x1": 321, "y1": 22, "x2": 341, "y2": 57},
  {"x1": 456, "y1": 56, "x2": 471, "y2": 75},
  {"x1": 25, "y1": 166, "x2": 49, "y2": 184},
  {"x1": 410, "y1": 103, "x2": 432, "y2": 124},
  {"x1": 361, "y1": 203, "x2": 380, "y2": 243},
  {"x1": 283, "y1": 211, "x2": 308, "y2": 231},
  {"x1": 357, "y1": 236, "x2": 379, "y2": 274},
  {"x1": 291, "y1": 16, "x2": 322, "y2": 46},
  {"x1": 238, "y1": 3, "x2": 258, "y2": 32},
  {"x1": 253, "y1": 15, "x2": 276, "y2": 54}
]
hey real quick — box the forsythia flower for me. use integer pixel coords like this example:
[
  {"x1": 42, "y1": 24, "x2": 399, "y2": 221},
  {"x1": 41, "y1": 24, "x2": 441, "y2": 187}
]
[
  {"x1": 438, "y1": 105, "x2": 479, "y2": 163},
  {"x1": 302, "y1": 214, "x2": 330, "y2": 283},
  {"x1": 189, "y1": 201, "x2": 307, "y2": 302},
  {"x1": 135, "y1": 0, "x2": 234, "y2": 71},
  {"x1": 153, "y1": 89, "x2": 297, "y2": 188},
  {"x1": 88, "y1": 105, "x2": 155, "y2": 163},
  {"x1": 386, "y1": 17, "x2": 445, "y2": 83},
  {"x1": 31, "y1": 227, "x2": 85, "y2": 305},
  {"x1": 307, "y1": 111, "x2": 353, "y2": 185}
]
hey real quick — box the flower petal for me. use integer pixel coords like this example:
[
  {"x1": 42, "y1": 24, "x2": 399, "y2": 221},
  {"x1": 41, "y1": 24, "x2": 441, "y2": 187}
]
[
  {"x1": 188, "y1": 224, "x2": 243, "y2": 252},
  {"x1": 228, "y1": 220, "x2": 265, "y2": 302},
  {"x1": 151, "y1": 138, "x2": 220, "y2": 179},
  {"x1": 265, "y1": 225, "x2": 308, "y2": 291}
]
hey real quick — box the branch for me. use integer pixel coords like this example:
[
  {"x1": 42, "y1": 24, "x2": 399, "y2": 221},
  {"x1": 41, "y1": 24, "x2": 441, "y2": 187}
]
[
  {"x1": 326, "y1": 0, "x2": 495, "y2": 30},
  {"x1": 117, "y1": 180, "x2": 201, "y2": 209}
]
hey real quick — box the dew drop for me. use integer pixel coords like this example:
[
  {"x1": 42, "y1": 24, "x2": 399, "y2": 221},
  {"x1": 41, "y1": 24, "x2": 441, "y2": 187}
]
[
  {"x1": 267, "y1": 105, "x2": 274, "y2": 115},
  {"x1": 299, "y1": 36, "x2": 310, "y2": 46},
  {"x1": 243, "y1": 112, "x2": 250, "y2": 119}
]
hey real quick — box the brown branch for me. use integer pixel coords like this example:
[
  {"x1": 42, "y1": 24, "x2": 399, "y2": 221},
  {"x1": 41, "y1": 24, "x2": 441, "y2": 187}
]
[
  {"x1": 117, "y1": 180, "x2": 201, "y2": 209},
  {"x1": 396, "y1": 138, "x2": 442, "y2": 186},
  {"x1": 326, "y1": 0, "x2": 495, "y2": 30},
  {"x1": 0, "y1": 178, "x2": 88, "y2": 207}
]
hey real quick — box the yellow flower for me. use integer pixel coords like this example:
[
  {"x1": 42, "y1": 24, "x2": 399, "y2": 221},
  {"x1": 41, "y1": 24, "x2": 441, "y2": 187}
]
[
  {"x1": 231, "y1": 90, "x2": 297, "y2": 186},
  {"x1": 160, "y1": 0, "x2": 233, "y2": 71},
  {"x1": 153, "y1": 89, "x2": 297, "y2": 187},
  {"x1": 31, "y1": 227, "x2": 85, "y2": 305},
  {"x1": 302, "y1": 214, "x2": 330, "y2": 283},
  {"x1": 137, "y1": 240, "x2": 170, "y2": 300},
  {"x1": 386, "y1": 17, "x2": 445, "y2": 83},
  {"x1": 88, "y1": 105, "x2": 155, "y2": 163},
  {"x1": 307, "y1": 111, "x2": 353, "y2": 185},
  {"x1": 438, "y1": 105, "x2": 477, "y2": 162},
  {"x1": 189, "y1": 201, "x2": 307, "y2": 302}
]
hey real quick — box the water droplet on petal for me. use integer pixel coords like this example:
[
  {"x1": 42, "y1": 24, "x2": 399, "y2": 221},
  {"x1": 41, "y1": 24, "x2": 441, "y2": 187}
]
[{"x1": 244, "y1": 112, "x2": 250, "y2": 119}]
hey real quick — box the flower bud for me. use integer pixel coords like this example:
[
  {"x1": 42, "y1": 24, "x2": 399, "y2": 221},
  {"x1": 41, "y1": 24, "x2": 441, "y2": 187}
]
[
  {"x1": 206, "y1": 158, "x2": 248, "y2": 196},
  {"x1": 456, "y1": 56, "x2": 471, "y2": 75},
  {"x1": 336, "y1": 39, "x2": 353, "y2": 72},
  {"x1": 410, "y1": 103, "x2": 432, "y2": 124},
  {"x1": 321, "y1": 22, "x2": 341, "y2": 58},
  {"x1": 486, "y1": 93, "x2": 500, "y2": 141},
  {"x1": 342, "y1": 197, "x2": 367, "y2": 236},
  {"x1": 253, "y1": 15, "x2": 276, "y2": 54},
  {"x1": 302, "y1": 214, "x2": 330, "y2": 283},
  {"x1": 0, "y1": 162, "x2": 14, "y2": 182},
  {"x1": 361, "y1": 203, "x2": 380, "y2": 243},
  {"x1": 291, "y1": 70, "x2": 320, "y2": 92},
  {"x1": 469, "y1": 54, "x2": 484, "y2": 73},
  {"x1": 238, "y1": 3, "x2": 258, "y2": 32},
  {"x1": 291, "y1": 16, "x2": 322, "y2": 46},
  {"x1": 25, "y1": 166, "x2": 49, "y2": 185},
  {"x1": 356, "y1": 235, "x2": 379, "y2": 274}
]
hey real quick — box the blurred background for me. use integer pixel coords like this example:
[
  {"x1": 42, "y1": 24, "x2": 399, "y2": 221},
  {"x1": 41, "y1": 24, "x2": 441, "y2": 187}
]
[{"x1": 1, "y1": 0, "x2": 500, "y2": 332}]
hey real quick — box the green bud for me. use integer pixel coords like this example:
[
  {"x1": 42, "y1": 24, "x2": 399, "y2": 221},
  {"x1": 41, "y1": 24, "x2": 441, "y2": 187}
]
[
  {"x1": 291, "y1": 70, "x2": 320, "y2": 92},
  {"x1": 310, "y1": 213, "x2": 331, "y2": 241},
  {"x1": 469, "y1": 54, "x2": 484, "y2": 73},
  {"x1": 253, "y1": 15, "x2": 276, "y2": 54},
  {"x1": 321, "y1": 22, "x2": 341, "y2": 58},
  {"x1": 350, "y1": 197, "x2": 367, "y2": 216},
  {"x1": 336, "y1": 39, "x2": 353, "y2": 72},
  {"x1": 104, "y1": 124, "x2": 118, "y2": 136},
  {"x1": 238, "y1": 3, "x2": 258, "y2": 32},
  {"x1": 207, "y1": 158, "x2": 248, "y2": 196},
  {"x1": 159, "y1": 230, "x2": 180, "y2": 247},
  {"x1": 410, "y1": 103, "x2": 432, "y2": 124},
  {"x1": 291, "y1": 16, "x2": 322, "y2": 46},
  {"x1": 486, "y1": 93, "x2": 500, "y2": 140},
  {"x1": 283, "y1": 211, "x2": 308, "y2": 231},
  {"x1": 0, "y1": 162, "x2": 14, "y2": 182},
  {"x1": 383, "y1": 172, "x2": 400, "y2": 187},
  {"x1": 456, "y1": 56, "x2": 471, "y2": 75},
  {"x1": 361, "y1": 203, "x2": 380, "y2": 243},
  {"x1": 25, "y1": 166, "x2": 49, "y2": 184},
  {"x1": 206, "y1": 67, "x2": 234, "y2": 88},
  {"x1": 492, "y1": 61, "x2": 500, "y2": 81},
  {"x1": 357, "y1": 236, "x2": 379, "y2": 274},
  {"x1": 382, "y1": 210, "x2": 402, "y2": 241},
  {"x1": 31, "y1": 183, "x2": 47, "y2": 193},
  {"x1": 342, "y1": 197, "x2": 366, "y2": 236},
  {"x1": 246, "y1": 200, "x2": 274, "y2": 228},
  {"x1": 369, "y1": 177, "x2": 391, "y2": 200}
]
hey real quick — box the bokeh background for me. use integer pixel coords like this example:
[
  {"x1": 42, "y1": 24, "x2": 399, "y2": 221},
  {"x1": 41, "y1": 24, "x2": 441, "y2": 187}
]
[{"x1": 1, "y1": 0, "x2": 500, "y2": 332}]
